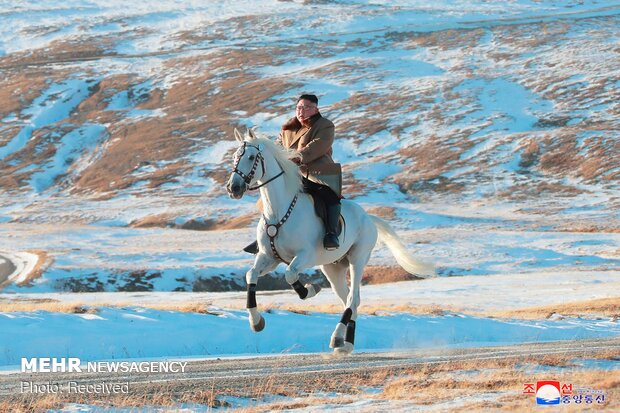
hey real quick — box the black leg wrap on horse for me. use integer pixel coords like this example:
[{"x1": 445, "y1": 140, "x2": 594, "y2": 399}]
[
  {"x1": 340, "y1": 308, "x2": 352, "y2": 325},
  {"x1": 292, "y1": 280, "x2": 308, "y2": 299},
  {"x1": 247, "y1": 283, "x2": 257, "y2": 308},
  {"x1": 332, "y1": 336, "x2": 345, "y2": 348},
  {"x1": 345, "y1": 320, "x2": 356, "y2": 345}
]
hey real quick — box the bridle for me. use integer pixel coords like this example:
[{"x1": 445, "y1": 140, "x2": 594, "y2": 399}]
[
  {"x1": 232, "y1": 142, "x2": 284, "y2": 191},
  {"x1": 231, "y1": 140, "x2": 297, "y2": 263}
]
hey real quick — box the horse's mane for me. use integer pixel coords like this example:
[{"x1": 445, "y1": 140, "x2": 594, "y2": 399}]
[{"x1": 246, "y1": 134, "x2": 302, "y2": 194}]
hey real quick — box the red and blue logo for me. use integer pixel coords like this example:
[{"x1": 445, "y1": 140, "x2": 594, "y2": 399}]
[
  {"x1": 524, "y1": 380, "x2": 606, "y2": 406},
  {"x1": 535, "y1": 381, "x2": 561, "y2": 405}
]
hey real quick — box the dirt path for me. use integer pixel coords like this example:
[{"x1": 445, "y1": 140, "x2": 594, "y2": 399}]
[{"x1": 1, "y1": 337, "x2": 618, "y2": 410}]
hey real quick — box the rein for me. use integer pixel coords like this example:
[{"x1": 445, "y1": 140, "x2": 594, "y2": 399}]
[{"x1": 249, "y1": 170, "x2": 284, "y2": 190}]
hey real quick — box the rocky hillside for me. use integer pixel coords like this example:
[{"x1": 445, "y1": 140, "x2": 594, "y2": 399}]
[{"x1": 0, "y1": 1, "x2": 618, "y2": 230}]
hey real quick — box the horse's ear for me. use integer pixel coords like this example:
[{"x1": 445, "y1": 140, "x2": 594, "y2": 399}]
[
  {"x1": 247, "y1": 128, "x2": 257, "y2": 140},
  {"x1": 234, "y1": 128, "x2": 243, "y2": 142}
]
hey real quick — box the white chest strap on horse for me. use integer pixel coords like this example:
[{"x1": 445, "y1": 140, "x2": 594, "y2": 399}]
[{"x1": 262, "y1": 193, "x2": 298, "y2": 264}]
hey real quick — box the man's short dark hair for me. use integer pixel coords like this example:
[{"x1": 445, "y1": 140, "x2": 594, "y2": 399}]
[{"x1": 298, "y1": 94, "x2": 318, "y2": 105}]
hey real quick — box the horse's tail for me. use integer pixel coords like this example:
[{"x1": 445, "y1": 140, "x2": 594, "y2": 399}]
[{"x1": 370, "y1": 215, "x2": 435, "y2": 278}]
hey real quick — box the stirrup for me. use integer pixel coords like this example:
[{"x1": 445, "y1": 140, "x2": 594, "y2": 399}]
[
  {"x1": 243, "y1": 240, "x2": 259, "y2": 254},
  {"x1": 323, "y1": 233, "x2": 339, "y2": 250}
]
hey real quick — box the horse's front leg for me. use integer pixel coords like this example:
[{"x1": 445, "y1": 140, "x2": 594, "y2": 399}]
[
  {"x1": 285, "y1": 253, "x2": 321, "y2": 300},
  {"x1": 246, "y1": 252, "x2": 278, "y2": 332}
]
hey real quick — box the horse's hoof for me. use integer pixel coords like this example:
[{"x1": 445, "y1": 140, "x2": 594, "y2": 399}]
[
  {"x1": 250, "y1": 315, "x2": 265, "y2": 332},
  {"x1": 330, "y1": 336, "x2": 344, "y2": 349},
  {"x1": 334, "y1": 342, "x2": 354, "y2": 355},
  {"x1": 303, "y1": 283, "x2": 321, "y2": 300}
]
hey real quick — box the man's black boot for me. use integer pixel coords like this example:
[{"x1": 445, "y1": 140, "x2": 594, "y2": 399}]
[
  {"x1": 323, "y1": 203, "x2": 340, "y2": 250},
  {"x1": 243, "y1": 240, "x2": 259, "y2": 254}
]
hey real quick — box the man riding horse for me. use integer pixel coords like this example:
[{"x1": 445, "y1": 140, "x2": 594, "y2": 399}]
[
  {"x1": 244, "y1": 94, "x2": 342, "y2": 254},
  {"x1": 228, "y1": 118, "x2": 434, "y2": 354}
]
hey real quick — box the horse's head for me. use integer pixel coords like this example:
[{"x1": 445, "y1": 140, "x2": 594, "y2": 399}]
[{"x1": 226, "y1": 128, "x2": 264, "y2": 199}]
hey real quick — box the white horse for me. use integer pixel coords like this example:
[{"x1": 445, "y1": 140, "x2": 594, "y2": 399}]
[{"x1": 226, "y1": 129, "x2": 434, "y2": 354}]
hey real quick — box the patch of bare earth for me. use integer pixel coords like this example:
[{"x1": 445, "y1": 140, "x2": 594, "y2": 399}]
[
  {"x1": 365, "y1": 206, "x2": 396, "y2": 220},
  {"x1": 73, "y1": 49, "x2": 296, "y2": 194},
  {"x1": 128, "y1": 213, "x2": 255, "y2": 230},
  {"x1": 1, "y1": 37, "x2": 298, "y2": 195},
  {"x1": 383, "y1": 19, "x2": 618, "y2": 199},
  {"x1": 361, "y1": 265, "x2": 423, "y2": 285},
  {"x1": 0, "y1": 71, "x2": 60, "y2": 120}
]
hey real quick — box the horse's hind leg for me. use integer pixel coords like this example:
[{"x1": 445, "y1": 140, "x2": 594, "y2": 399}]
[
  {"x1": 321, "y1": 260, "x2": 349, "y2": 306},
  {"x1": 335, "y1": 243, "x2": 373, "y2": 355},
  {"x1": 321, "y1": 261, "x2": 350, "y2": 349}
]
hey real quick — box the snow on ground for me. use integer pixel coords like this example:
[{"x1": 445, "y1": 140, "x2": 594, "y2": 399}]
[
  {"x1": 0, "y1": 3, "x2": 618, "y2": 403},
  {"x1": 1, "y1": 306, "x2": 618, "y2": 368},
  {"x1": 0, "y1": 195, "x2": 618, "y2": 365},
  {"x1": 0, "y1": 208, "x2": 618, "y2": 291},
  {"x1": 3, "y1": 1, "x2": 618, "y2": 56},
  {"x1": 3, "y1": 267, "x2": 620, "y2": 316}
]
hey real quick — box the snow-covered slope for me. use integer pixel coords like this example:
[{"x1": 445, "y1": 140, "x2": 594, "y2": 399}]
[
  {"x1": 0, "y1": 1, "x2": 618, "y2": 292},
  {"x1": 0, "y1": 1, "x2": 618, "y2": 227}
]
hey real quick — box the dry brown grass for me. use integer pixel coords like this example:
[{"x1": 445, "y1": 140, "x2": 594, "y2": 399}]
[
  {"x1": 230, "y1": 396, "x2": 357, "y2": 413},
  {"x1": 586, "y1": 348, "x2": 620, "y2": 361},
  {"x1": 0, "y1": 299, "x2": 224, "y2": 314},
  {"x1": 1, "y1": 40, "x2": 296, "y2": 195},
  {"x1": 362, "y1": 265, "x2": 423, "y2": 285},
  {"x1": 1, "y1": 9, "x2": 617, "y2": 202},
  {"x1": 0, "y1": 300, "x2": 99, "y2": 314},
  {"x1": 396, "y1": 27, "x2": 487, "y2": 51},
  {"x1": 365, "y1": 206, "x2": 396, "y2": 220},
  {"x1": 499, "y1": 181, "x2": 586, "y2": 200},
  {"x1": 4, "y1": 296, "x2": 617, "y2": 322},
  {"x1": 234, "y1": 352, "x2": 619, "y2": 411},
  {"x1": 0, "y1": 381, "x2": 224, "y2": 412},
  {"x1": 128, "y1": 213, "x2": 255, "y2": 230},
  {"x1": 518, "y1": 139, "x2": 540, "y2": 169},
  {"x1": 0, "y1": 71, "x2": 61, "y2": 119},
  {"x1": 3, "y1": 346, "x2": 617, "y2": 412},
  {"x1": 379, "y1": 356, "x2": 617, "y2": 409},
  {"x1": 127, "y1": 213, "x2": 176, "y2": 229},
  {"x1": 214, "y1": 215, "x2": 257, "y2": 230},
  {"x1": 266, "y1": 302, "x2": 453, "y2": 317},
  {"x1": 488, "y1": 297, "x2": 620, "y2": 320},
  {"x1": 554, "y1": 224, "x2": 620, "y2": 234},
  {"x1": 0, "y1": 34, "x2": 116, "y2": 69},
  {"x1": 460, "y1": 370, "x2": 619, "y2": 412}
]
